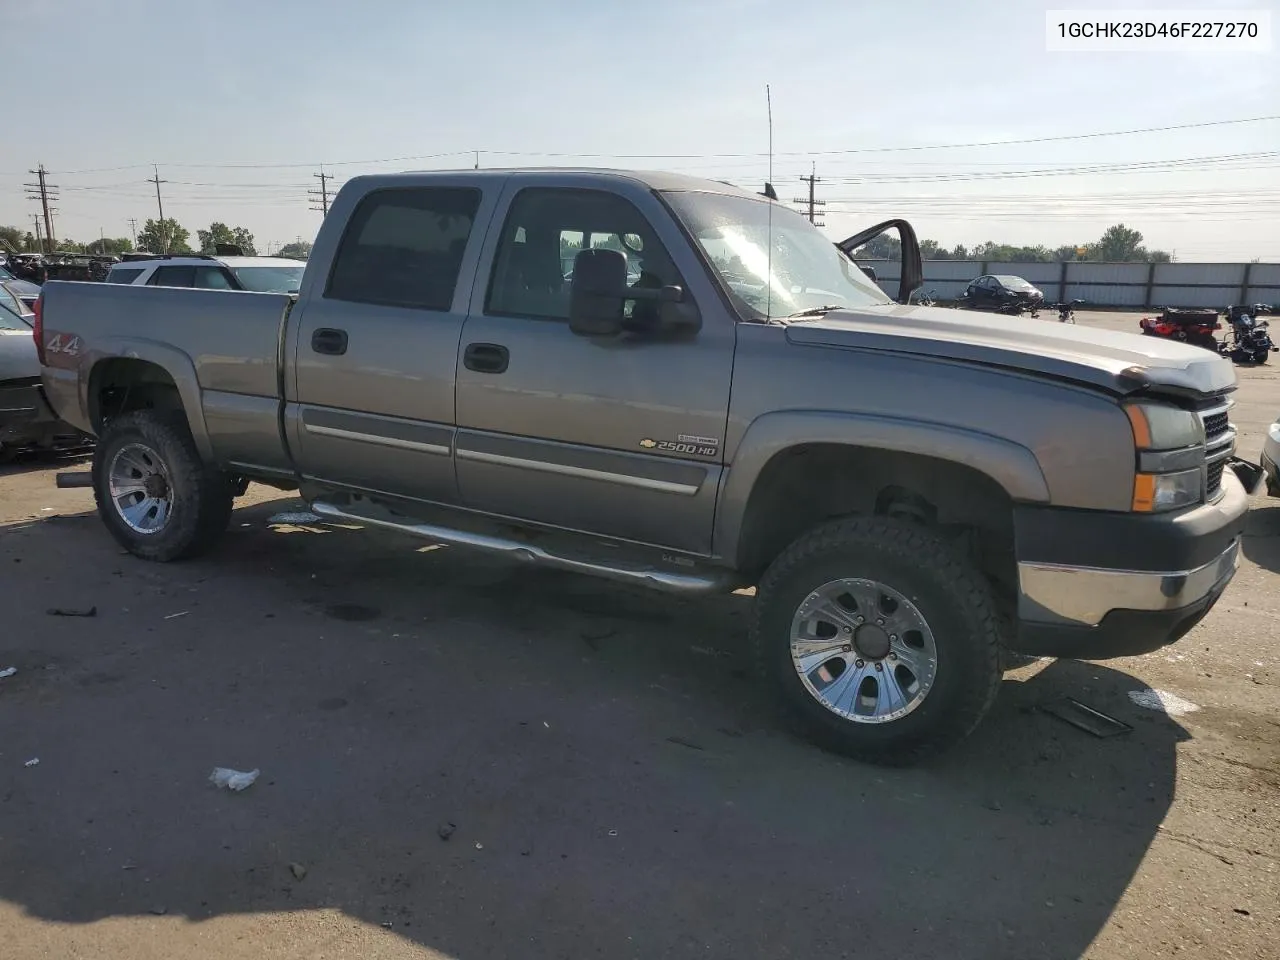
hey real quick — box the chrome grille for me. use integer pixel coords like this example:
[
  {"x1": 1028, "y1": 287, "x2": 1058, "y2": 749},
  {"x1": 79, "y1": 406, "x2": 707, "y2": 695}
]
[{"x1": 1197, "y1": 400, "x2": 1235, "y2": 498}]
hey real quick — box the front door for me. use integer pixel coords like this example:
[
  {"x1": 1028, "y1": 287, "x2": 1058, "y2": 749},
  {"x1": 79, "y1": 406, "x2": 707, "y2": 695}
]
[
  {"x1": 289, "y1": 181, "x2": 494, "y2": 504},
  {"x1": 453, "y1": 182, "x2": 735, "y2": 555}
]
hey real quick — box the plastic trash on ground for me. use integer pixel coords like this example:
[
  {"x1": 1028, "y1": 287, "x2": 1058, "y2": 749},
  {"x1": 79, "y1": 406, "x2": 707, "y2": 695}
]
[
  {"x1": 0, "y1": 667, "x2": 16, "y2": 680},
  {"x1": 268, "y1": 512, "x2": 323, "y2": 525},
  {"x1": 209, "y1": 767, "x2": 260, "y2": 791}
]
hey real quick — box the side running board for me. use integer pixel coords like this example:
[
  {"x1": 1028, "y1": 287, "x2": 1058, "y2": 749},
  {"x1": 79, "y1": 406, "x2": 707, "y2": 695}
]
[{"x1": 309, "y1": 501, "x2": 736, "y2": 595}]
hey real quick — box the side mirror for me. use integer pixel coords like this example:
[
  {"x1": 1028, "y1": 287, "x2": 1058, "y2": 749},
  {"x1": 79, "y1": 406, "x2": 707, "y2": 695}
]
[
  {"x1": 836, "y1": 218, "x2": 923, "y2": 304},
  {"x1": 569, "y1": 248, "x2": 628, "y2": 337},
  {"x1": 569, "y1": 248, "x2": 701, "y2": 339}
]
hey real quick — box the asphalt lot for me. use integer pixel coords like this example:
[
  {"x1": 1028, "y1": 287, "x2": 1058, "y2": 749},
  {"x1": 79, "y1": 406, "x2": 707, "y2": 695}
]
[{"x1": 1, "y1": 310, "x2": 1277, "y2": 960}]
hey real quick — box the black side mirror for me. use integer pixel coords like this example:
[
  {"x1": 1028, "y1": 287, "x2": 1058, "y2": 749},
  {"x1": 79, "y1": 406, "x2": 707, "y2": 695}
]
[
  {"x1": 569, "y1": 248, "x2": 628, "y2": 337},
  {"x1": 569, "y1": 248, "x2": 701, "y2": 339}
]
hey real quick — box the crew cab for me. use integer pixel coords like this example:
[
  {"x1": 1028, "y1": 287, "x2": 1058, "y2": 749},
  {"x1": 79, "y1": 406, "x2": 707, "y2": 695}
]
[{"x1": 34, "y1": 169, "x2": 1253, "y2": 764}]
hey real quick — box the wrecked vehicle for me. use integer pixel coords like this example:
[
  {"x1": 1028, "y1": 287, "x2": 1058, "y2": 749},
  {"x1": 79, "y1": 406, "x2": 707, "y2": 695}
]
[{"x1": 35, "y1": 169, "x2": 1251, "y2": 764}]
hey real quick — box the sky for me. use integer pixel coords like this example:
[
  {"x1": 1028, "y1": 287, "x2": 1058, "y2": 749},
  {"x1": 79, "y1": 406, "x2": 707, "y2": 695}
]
[{"x1": 2, "y1": 0, "x2": 1277, "y2": 260}]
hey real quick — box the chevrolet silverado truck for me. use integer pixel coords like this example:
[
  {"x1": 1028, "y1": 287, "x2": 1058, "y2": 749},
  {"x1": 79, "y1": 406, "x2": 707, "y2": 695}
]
[{"x1": 34, "y1": 169, "x2": 1253, "y2": 764}]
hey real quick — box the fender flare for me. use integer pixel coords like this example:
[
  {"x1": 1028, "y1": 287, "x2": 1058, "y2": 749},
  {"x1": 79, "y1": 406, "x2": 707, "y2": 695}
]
[
  {"x1": 80, "y1": 337, "x2": 214, "y2": 462},
  {"x1": 713, "y1": 410, "x2": 1050, "y2": 562}
]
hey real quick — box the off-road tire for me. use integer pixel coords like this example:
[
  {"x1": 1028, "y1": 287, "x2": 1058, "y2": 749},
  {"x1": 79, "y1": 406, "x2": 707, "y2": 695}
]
[
  {"x1": 752, "y1": 516, "x2": 1003, "y2": 766},
  {"x1": 92, "y1": 411, "x2": 234, "y2": 562}
]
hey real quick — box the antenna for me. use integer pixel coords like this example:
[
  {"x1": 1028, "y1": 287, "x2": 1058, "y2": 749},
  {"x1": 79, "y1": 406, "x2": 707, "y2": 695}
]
[{"x1": 765, "y1": 84, "x2": 774, "y2": 321}]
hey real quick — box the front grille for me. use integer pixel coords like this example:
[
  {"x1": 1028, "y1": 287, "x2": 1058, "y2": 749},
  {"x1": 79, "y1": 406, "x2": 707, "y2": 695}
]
[
  {"x1": 1206, "y1": 459, "x2": 1225, "y2": 498},
  {"x1": 1202, "y1": 411, "x2": 1229, "y2": 440},
  {"x1": 1196, "y1": 399, "x2": 1235, "y2": 499}
]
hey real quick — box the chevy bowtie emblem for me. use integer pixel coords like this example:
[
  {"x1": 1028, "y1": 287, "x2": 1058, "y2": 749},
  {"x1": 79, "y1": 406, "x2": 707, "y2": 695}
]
[{"x1": 639, "y1": 438, "x2": 657, "y2": 448}]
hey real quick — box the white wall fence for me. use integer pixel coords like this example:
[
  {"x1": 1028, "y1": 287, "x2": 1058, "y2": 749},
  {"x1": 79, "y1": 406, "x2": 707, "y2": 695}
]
[{"x1": 854, "y1": 259, "x2": 1280, "y2": 309}]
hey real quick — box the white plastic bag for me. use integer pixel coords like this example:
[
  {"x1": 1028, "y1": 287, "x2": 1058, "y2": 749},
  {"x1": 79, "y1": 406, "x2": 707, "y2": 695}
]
[{"x1": 209, "y1": 767, "x2": 260, "y2": 791}]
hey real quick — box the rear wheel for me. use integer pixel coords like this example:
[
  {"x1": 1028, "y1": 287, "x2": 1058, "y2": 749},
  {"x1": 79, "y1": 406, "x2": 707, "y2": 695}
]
[
  {"x1": 92, "y1": 411, "x2": 233, "y2": 561},
  {"x1": 752, "y1": 516, "x2": 1003, "y2": 766}
]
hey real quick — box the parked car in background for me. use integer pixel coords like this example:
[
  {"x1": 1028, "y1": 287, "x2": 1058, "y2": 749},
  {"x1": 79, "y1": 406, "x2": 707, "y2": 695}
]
[
  {"x1": 105, "y1": 254, "x2": 307, "y2": 294},
  {"x1": 0, "y1": 283, "x2": 86, "y2": 460},
  {"x1": 962, "y1": 274, "x2": 1045, "y2": 314},
  {"x1": 0, "y1": 265, "x2": 42, "y2": 309}
]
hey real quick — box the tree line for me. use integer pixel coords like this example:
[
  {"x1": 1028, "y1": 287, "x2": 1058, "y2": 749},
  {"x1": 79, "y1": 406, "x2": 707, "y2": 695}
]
[
  {"x1": 0, "y1": 220, "x2": 311, "y2": 258},
  {"x1": 856, "y1": 223, "x2": 1172, "y2": 263}
]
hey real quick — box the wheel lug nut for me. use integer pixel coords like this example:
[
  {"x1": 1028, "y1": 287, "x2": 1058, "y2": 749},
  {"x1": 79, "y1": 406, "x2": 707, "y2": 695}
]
[
  {"x1": 855, "y1": 659, "x2": 865, "y2": 668},
  {"x1": 876, "y1": 618, "x2": 885, "y2": 626},
  {"x1": 889, "y1": 652, "x2": 897, "y2": 661},
  {"x1": 855, "y1": 616, "x2": 865, "y2": 624},
  {"x1": 842, "y1": 626, "x2": 852, "y2": 634},
  {"x1": 842, "y1": 644, "x2": 852, "y2": 653},
  {"x1": 889, "y1": 635, "x2": 897, "y2": 642},
  {"x1": 874, "y1": 662, "x2": 884, "y2": 672}
]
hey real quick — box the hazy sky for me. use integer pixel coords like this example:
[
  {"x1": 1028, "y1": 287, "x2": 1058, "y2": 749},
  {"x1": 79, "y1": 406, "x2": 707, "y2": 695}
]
[{"x1": 2, "y1": 0, "x2": 1277, "y2": 259}]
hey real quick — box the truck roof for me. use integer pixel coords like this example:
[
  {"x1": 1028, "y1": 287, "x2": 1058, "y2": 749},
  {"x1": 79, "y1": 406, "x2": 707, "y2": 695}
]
[{"x1": 372, "y1": 167, "x2": 763, "y2": 197}]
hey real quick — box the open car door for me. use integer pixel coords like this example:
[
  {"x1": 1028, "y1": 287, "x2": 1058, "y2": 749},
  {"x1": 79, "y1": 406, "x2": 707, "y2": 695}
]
[{"x1": 836, "y1": 219, "x2": 923, "y2": 305}]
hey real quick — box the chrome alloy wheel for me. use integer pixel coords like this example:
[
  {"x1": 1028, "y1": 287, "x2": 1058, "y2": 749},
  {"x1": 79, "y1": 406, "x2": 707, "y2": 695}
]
[
  {"x1": 789, "y1": 579, "x2": 938, "y2": 724},
  {"x1": 107, "y1": 442, "x2": 174, "y2": 534}
]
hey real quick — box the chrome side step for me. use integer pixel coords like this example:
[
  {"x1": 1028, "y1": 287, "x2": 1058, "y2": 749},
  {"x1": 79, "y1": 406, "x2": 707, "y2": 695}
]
[{"x1": 309, "y1": 501, "x2": 736, "y2": 595}]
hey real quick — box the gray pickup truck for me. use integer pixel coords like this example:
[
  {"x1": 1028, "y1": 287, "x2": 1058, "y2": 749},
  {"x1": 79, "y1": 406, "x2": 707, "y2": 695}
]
[{"x1": 35, "y1": 169, "x2": 1252, "y2": 764}]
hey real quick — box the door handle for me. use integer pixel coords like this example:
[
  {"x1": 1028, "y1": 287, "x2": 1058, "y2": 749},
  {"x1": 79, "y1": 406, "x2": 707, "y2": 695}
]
[
  {"x1": 311, "y1": 328, "x2": 348, "y2": 356},
  {"x1": 463, "y1": 342, "x2": 509, "y2": 374}
]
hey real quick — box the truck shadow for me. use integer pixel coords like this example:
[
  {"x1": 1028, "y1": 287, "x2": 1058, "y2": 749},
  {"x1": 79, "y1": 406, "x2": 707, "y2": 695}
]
[
  {"x1": 0, "y1": 498, "x2": 1188, "y2": 959},
  {"x1": 1241, "y1": 501, "x2": 1280, "y2": 573}
]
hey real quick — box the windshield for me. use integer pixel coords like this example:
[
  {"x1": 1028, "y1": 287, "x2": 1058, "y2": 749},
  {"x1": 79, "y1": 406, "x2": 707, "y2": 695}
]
[
  {"x1": 230, "y1": 264, "x2": 305, "y2": 293},
  {"x1": 663, "y1": 190, "x2": 890, "y2": 319}
]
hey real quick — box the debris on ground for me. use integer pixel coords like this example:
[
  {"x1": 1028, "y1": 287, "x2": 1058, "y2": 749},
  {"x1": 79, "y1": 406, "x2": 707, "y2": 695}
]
[
  {"x1": 24, "y1": 758, "x2": 39, "y2": 767},
  {"x1": 1040, "y1": 697, "x2": 1134, "y2": 738},
  {"x1": 437, "y1": 822, "x2": 456, "y2": 841},
  {"x1": 268, "y1": 511, "x2": 323, "y2": 525},
  {"x1": 46, "y1": 606, "x2": 96, "y2": 617},
  {"x1": 289, "y1": 862, "x2": 307, "y2": 881},
  {"x1": 665, "y1": 735, "x2": 705, "y2": 751},
  {"x1": 0, "y1": 666, "x2": 16, "y2": 680},
  {"x1": 149, "y1": 906, "x2": 167, "y2": 916},
  {"x1": 163, "y1": 611, "x2": 189, "y2": 620},
  {"x1": 1128, "y1": 688, "x2": 1200, "y2": 716},
  {"x1": 209, "y1": 767, "x2": 260, "y2": 791}
]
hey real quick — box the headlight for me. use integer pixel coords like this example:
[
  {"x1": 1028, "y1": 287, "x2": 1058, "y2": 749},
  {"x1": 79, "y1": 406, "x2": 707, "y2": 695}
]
[{"x1": 1124, "y1": 402, "x2": 1205, "y2": 512}]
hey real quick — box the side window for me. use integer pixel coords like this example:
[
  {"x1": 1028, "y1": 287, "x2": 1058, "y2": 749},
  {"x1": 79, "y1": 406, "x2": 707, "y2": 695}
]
[
  {"x1": 148, "y1": 265, "x2": 196, "y2": 287},
  {"x1": 194, "y1": 267, "x2": 236, "y2": 290},
  {"x1": 326, "y1": 186, "x2": 481, "y2": 311},
  {"x1": 105, "y1": 267, "x2": 144, "y2": 284},
  {"x1": 487, "y1": 188, "x2": 682, "y2": 322}
]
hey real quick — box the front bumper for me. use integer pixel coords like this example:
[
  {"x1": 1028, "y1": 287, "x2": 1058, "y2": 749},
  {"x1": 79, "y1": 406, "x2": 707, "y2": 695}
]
[{"x1": 1011, "y1": 465, "x2": 1249, "y2": 659}]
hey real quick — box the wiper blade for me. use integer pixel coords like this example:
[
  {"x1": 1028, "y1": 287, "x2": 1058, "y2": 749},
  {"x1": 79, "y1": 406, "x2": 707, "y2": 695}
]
[{"x1": 783, "y1": 304, "x2": 845, "y2": 320}]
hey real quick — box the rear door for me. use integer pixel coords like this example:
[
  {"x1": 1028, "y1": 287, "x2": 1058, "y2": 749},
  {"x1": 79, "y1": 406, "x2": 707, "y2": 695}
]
[{"x1": 287, "y1": 180, "x2": 497, "y2": 505}]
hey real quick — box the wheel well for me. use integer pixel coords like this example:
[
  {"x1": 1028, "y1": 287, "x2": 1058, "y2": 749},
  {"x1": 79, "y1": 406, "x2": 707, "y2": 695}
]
[
  {"x1": 88, "y1": 358, "x2": 185, "y2": 432},
  {"x1": 736, "y1": 444, "x2": 1017, "y2": 597}
]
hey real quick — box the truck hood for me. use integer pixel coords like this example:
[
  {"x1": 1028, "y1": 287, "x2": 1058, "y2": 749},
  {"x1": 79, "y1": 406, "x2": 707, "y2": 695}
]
[{"x1": 784, "y1": 303, "x2": 1236, "y2": 398}]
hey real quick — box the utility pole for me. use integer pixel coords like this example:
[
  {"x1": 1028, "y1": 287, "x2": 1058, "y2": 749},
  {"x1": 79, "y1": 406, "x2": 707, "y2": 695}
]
[
  {"x1": 308, "y1": 168, "x2": 332, "y2": 216},
  {"x1": 474, "y1": 150, "x2": 480, "y2": 170},
  {"x1": 32, "y1": 214, "x2": 44, "y2": 254},
  {"x1": 147, "y1": 164, "x2": 168, "y2": 252},
  {"x1": 24, "y1": 164, "x2": 59, "y2": 252},
  {"x1": 128, "y1": 218, "x2": 138, "y2": 249},
  {"x1": 793, "y1": 163, "x2": 825, "y2": 226}
]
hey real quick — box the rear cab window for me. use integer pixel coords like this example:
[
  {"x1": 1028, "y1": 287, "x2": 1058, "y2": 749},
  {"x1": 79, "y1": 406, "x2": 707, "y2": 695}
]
[
  {"x1": 147, "y1": 265, "x2": 196, "y2": 287},
  {"x1": 326, "y1": 187, "x2": 482, "y2": 312}
]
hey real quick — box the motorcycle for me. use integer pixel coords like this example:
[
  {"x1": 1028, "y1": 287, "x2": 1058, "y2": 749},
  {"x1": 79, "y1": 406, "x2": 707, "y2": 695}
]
[
  {"x1": 1224, "y1": 304, "x2": 1278, "y2": 364},
  {"x1": 1138, "y1": 308, "x2": 1221, "y2": 352}
]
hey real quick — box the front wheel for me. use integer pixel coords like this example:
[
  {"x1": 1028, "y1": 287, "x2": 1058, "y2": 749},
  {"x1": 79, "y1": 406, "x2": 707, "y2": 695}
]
[
  {"x1": 752, "y1": 516, "x2": 1003, "y2": 765},
  {"x1": 92, "y1": 410, "x2": 234, "y2": 562}
]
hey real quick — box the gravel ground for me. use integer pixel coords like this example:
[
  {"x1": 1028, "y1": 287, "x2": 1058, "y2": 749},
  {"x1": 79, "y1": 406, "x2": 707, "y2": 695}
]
[{"x1": 1, "y1": 311, "x2": 1277, "y2": 959}]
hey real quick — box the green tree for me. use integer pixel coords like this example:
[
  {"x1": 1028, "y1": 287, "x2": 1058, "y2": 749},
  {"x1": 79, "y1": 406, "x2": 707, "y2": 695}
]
[
  {"x1": 0, "y1": 225, "x2": 25, "y2": 252},
  {"x1": 136, "y1": 218, "x2": 191, "y2": 253},
  {"x1": 197, "y1": 222, "x2": 257, "y2": 256},
  {"x1": 852, "y1": 232, "x2": 902, "y2": 260},
  {"x1": 276, "y1": 240, "x2": 312, "y2": 260},
  {"x1": 1089, "y1": 223, "x2": 1145, "y2": 262},
  {"x1": 86, "y1": 237, "x2": 134, "y2": 255}
]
